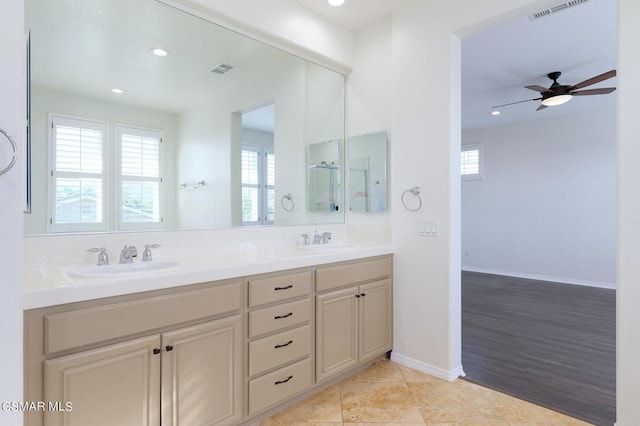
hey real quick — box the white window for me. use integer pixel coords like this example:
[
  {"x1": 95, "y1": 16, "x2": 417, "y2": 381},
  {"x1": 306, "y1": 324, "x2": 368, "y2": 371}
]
[
  {"x1": 241, "y1": 145, "x2": 274, "y2": 225},
  {"x1": 49, "y1": 115, "x2": 106, "y2": 233},
  {"x1": 117, "y1": 125, "x2": 164, "y2": 230},
  {"x1": 461, "y1": 143, "x2": 484, "y2": 180}
]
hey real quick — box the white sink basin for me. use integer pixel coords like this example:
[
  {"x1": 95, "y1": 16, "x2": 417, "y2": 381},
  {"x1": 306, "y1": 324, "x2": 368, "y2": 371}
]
[
  {"x1": 68, "y1": 261, "x2": 180, "y2": 278},
  {"x1": 301, "y1": 242, "x2": 358, "y2": 250}
]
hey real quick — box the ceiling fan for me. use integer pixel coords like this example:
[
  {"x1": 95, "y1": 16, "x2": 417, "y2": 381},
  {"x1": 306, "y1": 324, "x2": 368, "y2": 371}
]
[{"x1": 492, "y1": 69, "x2": 617, "y2": 111}]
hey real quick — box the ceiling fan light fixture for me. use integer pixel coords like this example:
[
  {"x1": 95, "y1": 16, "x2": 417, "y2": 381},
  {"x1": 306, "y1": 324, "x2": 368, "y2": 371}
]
[{"x1": 541, "y1": 94, "x2": 572, "y2": 106}]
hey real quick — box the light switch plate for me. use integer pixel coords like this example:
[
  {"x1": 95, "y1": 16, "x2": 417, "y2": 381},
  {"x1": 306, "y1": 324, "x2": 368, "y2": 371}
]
[{"x1": 418, "y1": 220, "x2": 439, "y2": 236}]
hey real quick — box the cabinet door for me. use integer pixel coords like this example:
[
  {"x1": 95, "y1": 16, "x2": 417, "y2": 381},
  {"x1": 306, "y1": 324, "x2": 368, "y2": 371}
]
[
  {"x1": 44, "y1": 335, "x2": 161, "y2": 426},
  {"x1": 359, "y1": 279, "x2": 393, "y2": 362},
  {"x1": 316, "y1": 286, "x2": 359, "y2": 382},
  {"x1": 161, "y1": 315, "x2": 242, "y2": 426}
]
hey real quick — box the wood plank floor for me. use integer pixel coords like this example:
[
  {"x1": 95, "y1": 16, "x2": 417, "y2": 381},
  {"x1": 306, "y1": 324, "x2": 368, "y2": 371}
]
[{"x1": 462, "y1": 271, "x2": 616, "y2": 426}]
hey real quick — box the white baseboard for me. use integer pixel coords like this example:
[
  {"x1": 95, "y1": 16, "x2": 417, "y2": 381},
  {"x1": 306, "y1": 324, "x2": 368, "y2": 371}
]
[
  {"x1": 390, "y1": 352, "x2": 465, "y2": 382},
  {"x1": 462, "y1": 266, "x2": 616, "y2": 290}
]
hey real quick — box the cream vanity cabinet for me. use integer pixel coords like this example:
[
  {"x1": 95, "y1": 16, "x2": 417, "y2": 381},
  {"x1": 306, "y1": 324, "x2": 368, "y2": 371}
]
[
  {"x1": 24, "y1": 254, "x2": 393, "y2": 426},
  {"x1": 315, "y1": 256, "x2": 393, "y2": 382},
  {"x1": 24, "y1": 279, "x2": 243, "y2": 426},
  {"x1": 245, "y1": 269, "x2": 313, "y2": 416}
]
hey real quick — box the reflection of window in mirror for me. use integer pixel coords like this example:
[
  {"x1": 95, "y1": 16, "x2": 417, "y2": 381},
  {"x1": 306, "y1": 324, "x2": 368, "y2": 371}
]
[
  {"x1": 49, "y1": 114, "x2": 106, "y2": 233},
  {"x1": 116, "y1": 125, "x2": 164, "y2": 230},
  {"x1": 48, "y1": 114, "x2": 165, "y2": 232},
  {"x1": 240, "y1": 104, "x2": 275, "y2": 226}
]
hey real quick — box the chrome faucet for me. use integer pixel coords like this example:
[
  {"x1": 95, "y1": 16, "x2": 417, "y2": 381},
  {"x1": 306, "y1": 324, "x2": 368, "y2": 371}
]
[
  {"x1": 142, "y1": 244, "x2": 161, "y2": 262},
  {"x1": 119, "y1": 246, "x2": 138, "y2": 264},
  {"x1": 320, "y1": 232, "x2": 332, "y2": 244},
  {"x1": 87, "y1": 247, "x2": 109, "y2": 266},
  {"x1": 312, "y1": 230, "x2": 322, "y2": 244}
]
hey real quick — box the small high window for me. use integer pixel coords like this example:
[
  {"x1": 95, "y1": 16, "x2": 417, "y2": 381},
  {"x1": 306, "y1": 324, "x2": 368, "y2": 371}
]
[{"x1": 461, "y1": 143, "x2": 484, "y2": 180}]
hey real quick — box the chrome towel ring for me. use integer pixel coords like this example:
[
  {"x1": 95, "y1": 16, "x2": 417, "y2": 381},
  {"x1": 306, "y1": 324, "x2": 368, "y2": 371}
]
[
  {"x1": 401, "y1": 186, "x2": 422, "y2": 211},
  {"x1": 0, "y1": 127, "x2": 17, "y2": 176},
  {"x1": 281, "y1": 193, "x2": 294, "y2": 212}
]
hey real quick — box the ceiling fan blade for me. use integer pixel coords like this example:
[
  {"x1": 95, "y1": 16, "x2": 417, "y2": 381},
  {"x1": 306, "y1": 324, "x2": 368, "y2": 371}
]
[
  {"x1": 572, "y1": 70, "x2": 617, "y2": 89},
  {"x1": 571, "y1": 87, "x2": 617, "y2": 96},
  {"x1": 525, "y1": 85, "x2": 553, "y2": 93},
  {"x1": 536, "y1": 104, "x2": 548, "y2": 111},
  {"x1": 492, "y1": 97, "x2": 542, "y2": 108}
]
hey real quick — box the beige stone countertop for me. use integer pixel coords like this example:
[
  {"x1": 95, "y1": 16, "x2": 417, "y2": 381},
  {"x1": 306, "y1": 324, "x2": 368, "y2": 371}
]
[{"x1": 23, "y1": 242, "x2": 394, "y2": 310}]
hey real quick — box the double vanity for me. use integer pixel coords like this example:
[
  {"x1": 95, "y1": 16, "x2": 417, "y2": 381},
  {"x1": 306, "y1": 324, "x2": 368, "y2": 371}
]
[{"x1": 23, "y1": 243, "x2": 393, "y2": 426}]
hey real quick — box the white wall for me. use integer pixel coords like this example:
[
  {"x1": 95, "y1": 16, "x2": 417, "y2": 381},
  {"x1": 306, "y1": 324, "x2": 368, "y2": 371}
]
[
  {"x1": 617, "y1": 0, "x2": 640, "y2": 422},
  {"x1": 0, "y1": 1, "x2": 24, "y2": 423},
  {"x1": 346, "y1": 18, "x2": 392, "y2": 243},
  {"x1": 26, "y1": 86, "x2": 179, "y2": 234},
  {"x1": 176, "y1": 58, "x2": 309, "y2": 228},
  {"x1": 171, "y1": 0, "x2": 354, "y2": 71},
  {"x1": 462, "y1": 110, "x2": 616, "y2": 287}
]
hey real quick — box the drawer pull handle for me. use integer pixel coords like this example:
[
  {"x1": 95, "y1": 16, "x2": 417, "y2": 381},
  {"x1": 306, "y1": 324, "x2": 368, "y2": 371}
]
[
  {"x1": 274, "y1": 375, "x2": 293, "y2": 385},
  {"x1": 360, "y1": 293, "x2": 366, "y2": 297},
  {"x1": 274, "y1": 284, "x2": 293, "y2": 291},
  {"x1": 274, "y1": 340, "x2": 293, "y2": 349},
  {"x1": 274, "y1": 312, "x2": 293, "y2": 320},
  {"x1": 355, "y1": 294, "x2": 361, "y2": 298}
]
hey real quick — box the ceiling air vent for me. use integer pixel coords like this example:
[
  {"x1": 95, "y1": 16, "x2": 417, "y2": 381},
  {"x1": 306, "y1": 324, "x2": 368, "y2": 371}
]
[
  {"x1": 529, "y1": 0, "x2": 589, "y2": 21},
  {"x1": 210, "y1": 63, "x2": 234, "y2": 75}
]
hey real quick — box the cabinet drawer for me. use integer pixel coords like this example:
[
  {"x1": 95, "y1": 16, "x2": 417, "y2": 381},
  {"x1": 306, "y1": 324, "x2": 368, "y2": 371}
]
[
  {"x1": 249, "y1": 298, "x2": 311, "y2": 338},
  {"x1": 315, "y1": 256, "x2": 392, "y2": 292},
  {"x1": 248, "y1": 271, "x2": 311, "y2": 307},
  {"x1": 248, "y1": 358, "x2": 312, "y2": 415},
  {"x1": 249, "y1": 325, "x2": 311, "y2": 377},
  {"x1": 45, "y1": 280, "x2": 242, "y2": 355}
]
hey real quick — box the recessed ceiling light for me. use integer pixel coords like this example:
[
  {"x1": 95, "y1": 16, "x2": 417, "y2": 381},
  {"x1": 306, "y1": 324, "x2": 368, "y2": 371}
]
[
  {"x1": 491, "y1": 110, "x2": 501, "y2": 116},
  {"x1": 111, "y1": 88, "x2": 124, "y2": 94},
  {"x1": 328, "y1": 0, "x2": 344, "y2": 6},
  {"x1": 151, "y1": 48, "x2": 168, "y2": 57}
]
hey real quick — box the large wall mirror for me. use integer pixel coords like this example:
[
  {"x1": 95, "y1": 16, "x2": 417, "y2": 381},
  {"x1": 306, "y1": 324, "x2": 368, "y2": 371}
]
[{"x1": 24, "y1": 0, "x2": 345, "y2": 235}]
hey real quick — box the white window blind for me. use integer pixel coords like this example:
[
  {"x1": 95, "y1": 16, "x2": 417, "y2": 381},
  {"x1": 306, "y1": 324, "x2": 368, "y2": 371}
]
[
  {"x1": 241, "y1": 145, "x2": 275, "y2": 225},
  {"x1": 461, "y1": 143, "x2": 484, "y2": 180},
  {"x1": 117, "y1": 125, "x2": 163, "y2": 229},
  {"x1": 50, "y1": 115, "x2": 106, "y2": 232}
]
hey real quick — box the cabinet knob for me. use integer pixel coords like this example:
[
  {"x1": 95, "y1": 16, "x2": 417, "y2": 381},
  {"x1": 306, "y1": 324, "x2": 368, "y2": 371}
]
[
  {"x1": 360, "y1": 293, "x2": 366, "y2": 297},
  {"x1": 153, "y1": 348, "x2": 161, "y2": 355},
  {"x1": 166, "y1": 345, "x2": 174, "y2": 352},
  {"x1": 355, "y1": 294, "x2": 361, "y2": 298}
]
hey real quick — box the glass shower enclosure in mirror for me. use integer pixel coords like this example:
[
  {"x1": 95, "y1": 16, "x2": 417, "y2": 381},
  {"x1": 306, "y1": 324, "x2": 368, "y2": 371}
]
[
  {"x1": 308, "y1": 139, "x2": 342, "y2": 214},
  {"x1": 25, "y1": 0, "x2": 345, "y2": 235},
  {"x1": 348, "y1": 131, "x2": 388, "y2": 213}
]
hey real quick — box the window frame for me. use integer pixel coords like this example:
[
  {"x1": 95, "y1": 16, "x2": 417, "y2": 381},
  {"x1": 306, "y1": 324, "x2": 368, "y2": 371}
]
[
  {"x1": 115, "y1": 124, "x2": 165, "y2": 231},
  {"x1": 241, "y1": 144, "x2": 274, "y2": 226},
  {"x1": 48, "y1": 114, "x2": 107, "y2": 233},
  {"x1": 461, "y1": 142, "x2": 484, "y2": 181}
]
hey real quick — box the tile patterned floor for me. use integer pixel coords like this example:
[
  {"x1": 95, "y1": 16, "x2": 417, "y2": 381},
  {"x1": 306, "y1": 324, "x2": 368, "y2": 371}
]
[{"x1": 260, "y1": 359, "x2": 593, "y2": 425}]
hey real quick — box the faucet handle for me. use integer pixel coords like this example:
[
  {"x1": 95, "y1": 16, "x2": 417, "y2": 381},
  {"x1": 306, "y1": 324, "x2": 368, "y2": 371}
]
[
  {"x1": 301, "y1": 234, "x2": 310, "y2": 246},
  {"x1": 87, "y1": 247, "x2": 109, "y2": 266},
  {"x1": 321, "y1": 232, "x2": 332, "y2": 244},
  {"x1": 142, "y1": 244, "x2": 161, "y2": 262}
]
